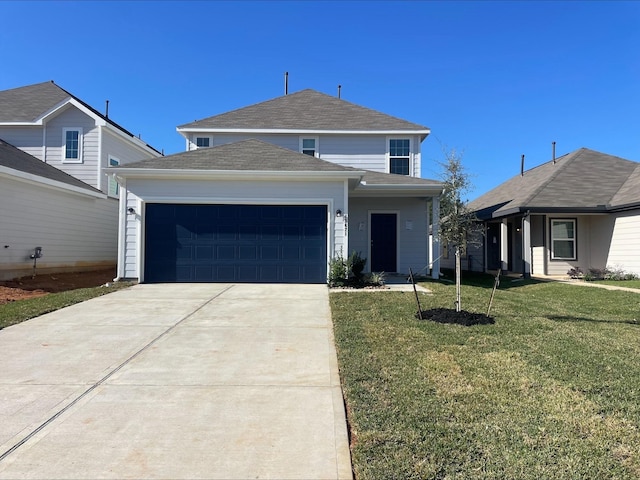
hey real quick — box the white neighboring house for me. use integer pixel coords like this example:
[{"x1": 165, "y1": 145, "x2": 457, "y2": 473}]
[
  {"x1": 0, "y1": 81, "x2": 161, "y2": 279},
  {"x1": 109, "y1": 90, "x2": 443, "y2": 283}
]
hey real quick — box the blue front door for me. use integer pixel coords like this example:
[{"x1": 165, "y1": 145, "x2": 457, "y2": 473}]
[
  {"x1": 370, "y1": 213, "x2": 397, "y2": 273},
  {"x1": 144, "y1": 204, "x2": 327, "y2": 283}
]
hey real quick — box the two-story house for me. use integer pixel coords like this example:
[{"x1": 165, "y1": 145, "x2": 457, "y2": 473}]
[
  {"x1": 109, "y1": 89, "x2": 443, "y2": 283},
  {"x1": 0, "y1": 81, "x2": 161, "y2": 279}
]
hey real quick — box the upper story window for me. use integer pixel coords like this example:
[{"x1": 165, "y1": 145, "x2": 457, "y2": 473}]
[
  {"x1": 550, "y1": 219, "x2": 577, "y2": 260},
  {"x1": 195, "y1": 137, "x2": 210, "y2": 148},
  {"x1": 108, "y1": 156, "x2": 120, "y2": 197},
  {"x1": 300, "y1": 137, "x2": 318, "y2": 157},
  {"x1": 389, "y1": 138, "x2": 410, "y2": 175},
  {"x1": 62, "y1": 127, "x2": 83, "y2": 163}
]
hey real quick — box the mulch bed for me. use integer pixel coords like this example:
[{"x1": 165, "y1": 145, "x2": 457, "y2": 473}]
[{"x1": 416, "y1": 308, "x2": 495, "y2": 326}]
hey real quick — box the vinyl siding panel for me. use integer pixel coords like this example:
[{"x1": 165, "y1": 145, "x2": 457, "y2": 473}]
[
  {"x1": 320, "y1": 135, "x2": 386, "y2": 172},
  {"x1": 44, "y1": 107, "x2": 99, "y2": 188},
  {"x1": 190, "y1": 132, "x2": 425, "y2": 177},
  {"x1": 607, "y1": 210, "x2": 640, "y2": 275},
  {"x1": 348, "y1": 197, "x2": 429, "y2": 274},
  {"x1": 193, "y1": 133, "x2": 298, "y2": 152},
  {"x1": 0, "y1": 175, "x2": 117, "y2": 280},
  {"x1": 120, "y1": 178, "x2": 346, "y2": 280},
  {"x1": 0, "y1": 126, "x2": 45, "y2": 160},
  {"x1": 102, "y1": 129, "x2": 159, "y2": 194}
]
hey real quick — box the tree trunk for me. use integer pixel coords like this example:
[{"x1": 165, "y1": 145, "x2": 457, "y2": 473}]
[{"x1": 455, "y1": 246, "x2": 461, "y2": 312}]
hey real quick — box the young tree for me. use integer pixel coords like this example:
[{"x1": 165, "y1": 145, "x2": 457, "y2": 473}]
[{"x1": 438, "y1": 148, "x2": 483, "y2": 312}]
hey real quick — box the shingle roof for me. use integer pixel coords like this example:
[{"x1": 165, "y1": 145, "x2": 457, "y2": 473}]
[
  {"x1": 178, "y1": 89, "x2": 429, "y2": 132},
  {"x1": 0, "y1": 138, "x2": 102, "y2": 194},
  {"x1": 0, "y1": 82, "x2": 70, "y2": 122},
  {"x1": 469, "y1": 148, "x2": 640, "y2": 218},
  {"x1": 114, "y1": 138, "x2": 442, "y2": 189},
  {"x1": 117, "y1": 139, "x2": 359, "y2": 172},
  {"x1": 0, "y1": 81, "x2": 161, "y2": 155}
]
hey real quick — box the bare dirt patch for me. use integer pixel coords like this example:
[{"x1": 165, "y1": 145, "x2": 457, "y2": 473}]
[{"x1": 0, "y1": 269, "x2": 117, "y2": 304}]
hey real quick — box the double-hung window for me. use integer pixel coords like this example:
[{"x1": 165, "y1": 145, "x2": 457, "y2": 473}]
[
  {"x1": 108, "y1": 156, "x2": 120, "y2": 197},
  {"x1": 389, "y1": 138, "x2": 410, "y2": 175},
  {"x1": 300, "y1": 137, "x2": 318, "y2": 157},
  {"x1": 62, "y1": 128, "x2": 83, "y2": 163},
  {"x1": 550, "y1": 219, "x2": 577, "y2": 260}
]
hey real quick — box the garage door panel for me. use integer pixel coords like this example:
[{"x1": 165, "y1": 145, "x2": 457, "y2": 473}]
[{"x1": 145, "y1": 204, "x2": 327, "y2": 283}]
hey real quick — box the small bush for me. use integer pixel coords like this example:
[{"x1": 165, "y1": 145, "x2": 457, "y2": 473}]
[
  {"x1": 567, "y1": 267, "x2": 584, "y2": 279},
  {"x1": 347, "y1": 251, "x2": 367, "y2": 282},
  {"x1": 365, "y1": 271, "x2": 386, "y2": 287},
  {"x1": 329, "y1": 252, "x2": 349, "y2": 287}
]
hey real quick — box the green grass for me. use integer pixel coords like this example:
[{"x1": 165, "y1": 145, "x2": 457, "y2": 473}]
[
  {"x1": 0, "y1": 282, "x2": 132, "y2": 330},
  {"x1": 331, "y1": 274, "x2": 640, "y2": 479}
]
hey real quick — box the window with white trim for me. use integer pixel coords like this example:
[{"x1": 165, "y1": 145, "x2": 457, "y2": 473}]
[
  {"x1": 389, "y1": 138, "x2": 410, "y2": 175},
  {"x1": 62, "y1": 127, "x2": 83, "y2": 163},
  {"x1": 195, "y1": 137, "x2": 211, "y2": 148},
  {"x1": 550, "y1": 219, "x2": 576, "y2": 260},
  {"x1": 300, "y1": 137, "x2": 318, "y2": 157},
  {"x1": 108, "y1": 156, "x2": 120, "y2": 197}
]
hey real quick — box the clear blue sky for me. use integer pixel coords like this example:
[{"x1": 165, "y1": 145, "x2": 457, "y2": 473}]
[{"x1": 1, "y1": 1, "x2": 638, "y2": 199}]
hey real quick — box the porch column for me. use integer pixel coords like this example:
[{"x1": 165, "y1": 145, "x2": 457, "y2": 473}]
[
  {"x1": 522, "y1": 214, "x2": 531, "y2": 277},
  {"x1": 500, "y1": 219, "x2": 508, "y2": 271},
  {"x1": 431, "y1": 196, "x2": 440, "y2": 279}
]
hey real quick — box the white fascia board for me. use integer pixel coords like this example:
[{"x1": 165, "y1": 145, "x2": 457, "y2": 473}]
[
  {"x1": 37, "y1": 98, "x2": 108, "y2": 126},
  {"x1": 102, "y1": 125, "x2": 162, "y2": 157},
  {"x1": 0, "y1": 165, "x2": 107, "y2": 199},
  {"x1": 107, "y1": 168, "x2": 366, "y2": 182},
  {"x1": 176, "y1": 127, "x2": 431, "y2": 137}
]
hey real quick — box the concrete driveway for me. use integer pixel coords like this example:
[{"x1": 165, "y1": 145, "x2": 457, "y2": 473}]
[{"x1": 0, "y1": 284, "x2": 352, "y2": 479}]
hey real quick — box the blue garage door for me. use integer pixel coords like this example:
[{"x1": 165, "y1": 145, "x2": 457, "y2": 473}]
[{"x1": 144, "y1": 204, "x2": 327, "y2": 283}]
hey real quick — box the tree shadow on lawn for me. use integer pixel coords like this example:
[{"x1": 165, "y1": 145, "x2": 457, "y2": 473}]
[
  {"x1": 417, "y1": 308, "x2": 495, "y2": 326},
  {"x1": 431, "y1": 270, "x2": 546, "y2": 291},
  {"x1": 548, "y1": 315, "x2": 640, "y2": 326}
]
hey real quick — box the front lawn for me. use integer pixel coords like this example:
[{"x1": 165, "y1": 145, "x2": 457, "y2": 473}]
[{"x1": 330, "y1": 275, "x2": 640, "y2": 479}]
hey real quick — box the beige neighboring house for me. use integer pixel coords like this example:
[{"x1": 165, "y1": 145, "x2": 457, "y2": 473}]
[
  {"x1": 109, "y1": 89, "x2": 443, "y2": 283},
  {"x1": 455, "y1": 148, "x2": 640, "y2": 277},
  {"x1": 0, "y1": 81, "x2": 161, "y2": 279}
]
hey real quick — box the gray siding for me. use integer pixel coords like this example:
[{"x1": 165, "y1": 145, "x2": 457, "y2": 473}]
[
  {"x1": 44, "y1": 108, "x2": 99, "y2": 188},
  {"x1": 101, "y1": 129, "x2": 158, "y2": 194},
  {"x1": 189, "y1": 132, "x2": 424, "y2": 177},
  {"x1": 348, "y1": 197, "x2": 429, "y2": 274},
  {"x1": 0, "y1": 175, "x2": 117, "y2": 280},
  {"x1": 0, "y1": 126, "x2": 44, "y2": 159}
]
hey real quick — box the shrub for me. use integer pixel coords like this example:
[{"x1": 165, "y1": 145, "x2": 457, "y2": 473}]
[
  {"x1": 347, "y1": 251, "x2": 367, "y2": 282},
  {"x1": 328, "y1": 252, "x2": 349, "y2": 287},
  {"x1": 365, "y1": 271, "x2": 386, "y2": 287},
  {"x1": 567, "y1": 267, "x2": 584, "y2": 279}
]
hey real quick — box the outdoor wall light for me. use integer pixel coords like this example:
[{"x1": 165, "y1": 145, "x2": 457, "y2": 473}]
[
  {"x1": 127, "y1": 207, "x2": 136, "y2": 215},
  {"x1": 336, "y1": 209, "x2": 342, "y2": 217}
]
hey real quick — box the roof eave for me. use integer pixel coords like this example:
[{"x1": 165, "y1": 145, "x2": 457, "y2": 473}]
[
  {"x1": 176, "y1": 127, "x2": 431, "y2": 136},
  {"x1": 0, "y1": 165, "x2": 106, "y2": 199}
]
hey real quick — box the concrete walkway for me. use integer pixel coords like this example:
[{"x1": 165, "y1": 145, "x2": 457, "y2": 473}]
[{"x1": 0, "y1": 284, "x2": 352, "y2": 479}]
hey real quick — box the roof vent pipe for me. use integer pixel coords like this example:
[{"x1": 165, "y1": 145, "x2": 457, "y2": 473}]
[
  {"x1": 105, "y1": 100, "x2": 109, "y2": 119},
  {"x1": 521, "y1": 154, "x2": 525, "y2": 176},
  {"x1": 284, "y1": 71, "x2": 288, "y2": 95},
  {"x1": 338, "y1": 84, "x2": 341, "y2": 98},
  {"x1": 552, "y1": 141, "x2": 556, "y2": 164}
]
